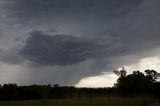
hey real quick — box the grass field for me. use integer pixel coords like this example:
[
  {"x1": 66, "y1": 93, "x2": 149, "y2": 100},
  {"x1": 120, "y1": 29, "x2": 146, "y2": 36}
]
[{"x1": 0, "y1": 97, "x2": 159, "y2": 106}]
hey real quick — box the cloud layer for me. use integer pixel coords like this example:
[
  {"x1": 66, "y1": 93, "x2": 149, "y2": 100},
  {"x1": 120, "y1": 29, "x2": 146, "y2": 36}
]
[
  {"x1": 19, "y1": 31, "x2": 119, "y2": 66},
  {"x1": 0, "y1": 0, "x2": 160, "y2": 86}
]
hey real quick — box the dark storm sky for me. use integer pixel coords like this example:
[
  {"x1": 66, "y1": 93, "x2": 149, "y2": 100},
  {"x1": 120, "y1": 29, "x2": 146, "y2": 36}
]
[{"x1": 0, "y1": 0, "x2": 160, "y2": 86}]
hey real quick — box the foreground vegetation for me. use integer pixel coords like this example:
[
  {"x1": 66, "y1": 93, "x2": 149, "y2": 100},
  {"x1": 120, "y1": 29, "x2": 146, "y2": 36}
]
[
  {"x1": 0, "y1": 69, "x2": 159, "y2": 101},
  {"x1": 0, "y1": 68, "x2": 159, "y2": 106},
  {"x1": 0, "y1": 97, "x2": 159, "y2": 106}
]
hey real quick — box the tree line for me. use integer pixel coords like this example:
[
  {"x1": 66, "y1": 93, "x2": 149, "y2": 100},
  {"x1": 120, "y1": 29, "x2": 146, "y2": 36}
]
[
  {"x1": 0, "y1": 84, "x2": 114, "y2": 101},
  {"x1": 0, "y1": 68, "x2": 159, "y2": 101}
]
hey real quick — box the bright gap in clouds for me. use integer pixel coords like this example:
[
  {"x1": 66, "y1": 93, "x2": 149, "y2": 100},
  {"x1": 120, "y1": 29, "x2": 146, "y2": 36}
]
[
  {"x1": 124, "y1": 56, "x2": 160, "y2": 74},
  {"x1": 75, "y1": 74, "x2": 118, "y2": 88},
  {"x1": 76, "y1": 56, "x2": 160, "y2": 88}
]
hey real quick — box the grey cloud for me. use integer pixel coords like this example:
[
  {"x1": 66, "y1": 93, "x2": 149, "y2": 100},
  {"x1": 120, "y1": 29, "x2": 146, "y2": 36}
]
[
  {"x1": 0, "y1": 46, "x2": 25, "y2": 65},
  {"x1": 19, "y1": 31, "x2": 119, "y2": 66},
  {"x1": 1, "y1": 0, "x2": 143, "y2": 25},
  {"x1": 0, "y1": 0, "x2": 160, "y2": 86}
]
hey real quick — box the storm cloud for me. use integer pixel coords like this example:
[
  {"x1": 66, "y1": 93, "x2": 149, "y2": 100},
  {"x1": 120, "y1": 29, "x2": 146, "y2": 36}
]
[
  {"x1": 0, "y1": 0, "x2": 160, "y2": 86},
  {"x1": 1, "y1": 0, "x2": 143, "y2": 23},
  {"x1": 19, "y1": 31, "x2": 119, "y2": 66}
]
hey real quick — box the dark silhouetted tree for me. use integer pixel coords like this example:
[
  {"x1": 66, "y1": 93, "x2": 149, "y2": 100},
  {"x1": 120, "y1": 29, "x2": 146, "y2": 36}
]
[
  {"x1": 114, "y1": 68, "x2": 160, "y2": 97},
  {"x1": 113, "y1": 67, "x2": 127, "y2": 78}
]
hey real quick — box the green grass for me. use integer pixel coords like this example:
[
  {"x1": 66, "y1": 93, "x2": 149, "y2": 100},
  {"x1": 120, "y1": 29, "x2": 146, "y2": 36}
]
[{"x1": 0, "y1": 97, "x2": 159, "y2": 106}]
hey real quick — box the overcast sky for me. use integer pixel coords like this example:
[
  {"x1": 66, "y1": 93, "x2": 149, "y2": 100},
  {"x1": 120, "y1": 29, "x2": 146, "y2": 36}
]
[{"x1": 0, "y1": 0, "x2": 160, "y2": 87}]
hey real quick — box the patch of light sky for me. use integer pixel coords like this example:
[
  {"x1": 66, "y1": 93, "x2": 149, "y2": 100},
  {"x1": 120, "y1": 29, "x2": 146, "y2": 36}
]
[{"x1": 76, "y1": 56, "x2": 160, "y2": 88}]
